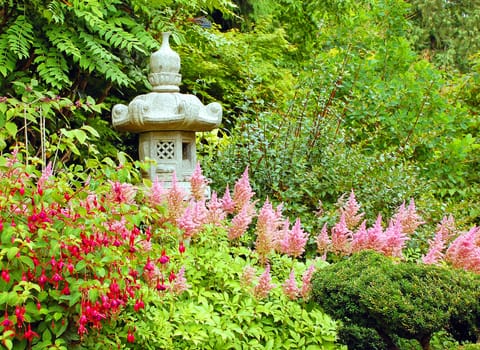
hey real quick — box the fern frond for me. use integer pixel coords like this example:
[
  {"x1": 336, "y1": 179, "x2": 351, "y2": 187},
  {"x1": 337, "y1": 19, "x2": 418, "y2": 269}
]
[
  {"x1": 77, "y1": 31, "x2": 133, "y2": 87},
  {"x1": 0, "y1": 34, "x2": 17, "y2": 77},
  {"x1": 46, "y1": 26, "x2": 82, "y2": 59},
  {"x1": 46, "y1": 0, "x2": 66, "y2": 24},
  {"x1": 6, "y1": 15, "x2": 34, "y2": 59},
  {"x1": 34, "y1": 46, "x2": 72, "y2": 90}
]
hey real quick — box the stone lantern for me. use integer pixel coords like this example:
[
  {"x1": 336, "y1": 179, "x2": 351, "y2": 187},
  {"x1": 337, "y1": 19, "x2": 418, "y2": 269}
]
[{"x1": 112, "y1": 32, "x2": 222, "y2": 191}]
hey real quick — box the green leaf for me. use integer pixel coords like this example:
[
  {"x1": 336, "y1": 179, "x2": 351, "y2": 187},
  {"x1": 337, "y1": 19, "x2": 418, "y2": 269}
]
[{"x1": 5, "y1": 122, "x2": 17, "y2": 138}]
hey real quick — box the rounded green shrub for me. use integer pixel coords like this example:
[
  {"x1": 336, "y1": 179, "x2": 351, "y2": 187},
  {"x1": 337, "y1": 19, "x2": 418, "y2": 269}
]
[{"x1": 311, "y1": 250, "x2": 480, "y2": 350}]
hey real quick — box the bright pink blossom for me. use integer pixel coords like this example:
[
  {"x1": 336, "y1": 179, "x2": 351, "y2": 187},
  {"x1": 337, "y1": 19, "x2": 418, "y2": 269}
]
[
  {"x1": 107, "y1": 181, "x2": 137, "y2": 205},
  {"x1": 278, "y1": 218, "x2": 308, "y2": 258},
  {"x1": 232, "y1": 167, "x2": 254, "y2": 213},
  {"x1": 253, "y1": 264, "x2": 275, "y2": 299},
  {"x1": 205, "y1": 191, "x2": 227, "y2": 226},
  {"x1": 339, "y1": 190, "x2": 364, "y2": 230},
  {"x1": 255, "y1": 199, "x2": 283, "y2": 261},
  {"x1": 422, "y1": 216, "x2": 456, "y2": 265},
  {"x1": 315, "y1": 223, "x2": 331, "y2": 259},
  {"x1": 166, "y1": 173, "x2": 187, "y2": 221},
  {"x1": 300, "y1": 264, "x2": 316, "y2": 300},
  {"x1": 445, "y1": 226, "x2": 480, "y2": 273},
  {"x1": 169, "y1": 266, "x2": 189, "y2": 295},
  {"x1": 190, "y1": 163, "x2": 208, "y2": 201},
  {"x1": 241, "y1": 265, "x2": 256, "y2": 287},
  {"x1": 330, "y1": 213, "x2": 352, "y2": 255},
  {"x1": 148, "y1": 178, "x2": 168, "y2": 206},
  {"x1": 221, "y1": 185, "x2": 235, "y2": 214},
  {"x1": 228, "y1": 203, "x2": 255, "y2": 240},
  {"x1": 393, "y1": 199, "x2": 424, "y2": 234},
  {"x1": 282, "y1": 269, "x2": 299, "y2": 300}
]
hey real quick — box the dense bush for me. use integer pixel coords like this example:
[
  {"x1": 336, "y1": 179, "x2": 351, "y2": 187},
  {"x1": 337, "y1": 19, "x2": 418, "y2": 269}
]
[{"x1": 311, "y1": 250, "x2": 480, "y2": 350}]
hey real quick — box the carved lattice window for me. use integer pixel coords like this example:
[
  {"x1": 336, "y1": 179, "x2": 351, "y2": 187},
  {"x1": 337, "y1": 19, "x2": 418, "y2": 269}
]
[{"x1": 155, "y1": 141, "x2": 175, "y2": 160}]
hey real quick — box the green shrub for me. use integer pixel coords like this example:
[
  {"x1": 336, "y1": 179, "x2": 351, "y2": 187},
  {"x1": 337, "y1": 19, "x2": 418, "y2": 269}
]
[{"x1": 311, "y1": 250, "x2": 480, "y2": 350}]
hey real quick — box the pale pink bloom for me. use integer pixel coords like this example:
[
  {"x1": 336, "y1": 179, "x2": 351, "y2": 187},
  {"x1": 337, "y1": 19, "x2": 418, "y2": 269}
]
[
  {"x1": 241, "y1": 265, "x2": 256, "y2": 287},
  {"x1": 393, "y1": 199, "x2": 424, "y2": 235},
  {"x1": 339, "y1": 190, "x2": 364, "y2": 230},
  {"x1": 228, "y1": 203, "x2": 255, "y2": 240},
  {"x1": 232, "y1": 167, "x2": 254, "y2": 213},
  {"x1": 315, "y1": 223, "x2": 331, "y2": 259},
  {"x1": 300, "y1": 264, "x2": 316, "y2": 300},
  {"x1": 350, "y1": 220, "x2": 368, "y2": 253},
  {"x1": 148, "y1": 178, "x2": 168, "y2": 206},
  {"x1": 37, "y1": 162, "x2": 53, "y2": 193},
  {"x1": 445, "y1": 226, "x2": 480, "y2": 273},
  {"x1": 107, "y1": 181, "x2": 137, "y2": 205},
  {"x1": 106, "y1": 217, "x2": 130, "y2": 240},
  {"x1": 221, "y1": 185, "x2": 235, "y2": 214},
  {"x1": 331, "y1": 213, "x2": 352, "y2": 255},
  {"x1": 205, "y1": 192, "x2": 227, "y2": 226},
  {"x1": 190, "y1": 163, "x2": 208, "y2": 202},
  {"x1": 138, "y1": 239, "x2": 152, "y2": 252},
  {"x1": 254, "y1": 264, "x2": 275, "y2": 299},
  {"x1": 381, "y1": 219, "x2": 408, "y2": 258},
  {"x1": 422, "y1": 215, "x2": 456, "y2": 265},
  {"x1": 143, "y1": 265, "x2": 162, "y2": 288},
  {"x1": 278, "y1": 218, "x2": 308, "y2": 258},
  {"x1": 177, "y1": 200, "x2": 208, "y2": 238},
  {"x1": 166, "y1": 173, "x2": 187, "y2": 221},
  {"x1": 169, "y1": 266, "x2": 189, "y2": 295},
  {"x1": 366, "y1": 214, "x2": 385, "y2": 250},
  {"x1": 282, "y1": 269, "x2": 299, "y2": 300},
  {"x1": 255, "y1": 199, "x2": 283, "y2": 260}
]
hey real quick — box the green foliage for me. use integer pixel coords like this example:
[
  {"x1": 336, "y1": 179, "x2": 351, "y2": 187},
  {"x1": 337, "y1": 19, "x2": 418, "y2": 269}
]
[{"x1": 311, "y1": 250, "x2": 480, "y2": 349}]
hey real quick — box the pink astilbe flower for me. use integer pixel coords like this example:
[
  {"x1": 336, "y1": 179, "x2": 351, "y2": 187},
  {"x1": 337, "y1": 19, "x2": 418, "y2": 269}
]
[
  {"x1": 366, "y1": 214, "x2": 385, "y2": 250},
  {"x1": 241, "y1": 265, "x2": 256, "y2": 287},
  {"x1": 300, "y1": 264, "x2": 316, "y2": 300},
  {"x1": 107, "y1": 181, "x2": 137, "y2": 205},
  {"x1": 253, "y1": 264, "x2": 275, "y2": 299},
  {"x1": 330, "y1": 213, "x2": 352, "y2": 255},
  {"x1": 315, "y1": 223, "x2": 331, "y2": 259},
  {"x1": 255, "y1": 199, "x2": 283, "y2": 262},
  {"x1": 147, "y1": 178, "x2": 168, "y2": 206},
  {"x1": 445, "y1": 226, "x2": 480, "y2": 273},
  {"x1": 205, "y1": 192, "x2": 227, "y2": 226},
  {"x1": 228, "y1": 202, "x2": 255, "y2": 240},
  {"x1": 393, "y1": 199, "x2": 424, "y2": 234},
  {"x1": 422, "y1": 215, "x2": 456, "y2": 265},
  {"x1": 37, "y1": 162, "x2": 53, "y2": 194},
  {"x1": 221, "y1": 185, "x2": 235, "y2": 214},
  {"x1": 169, "y1": 266, "x2": 190, "y2": 295},
  {"x1": 166, "y1": 173, "x2": 187, "y2": 221},
  {"x1": 190, "y1": 163, "x2": 208, "y2": 202},
  {"x1": 350, "y1": 220, "x2": 368, "y2": 253},
  {"x1": 278, "y1": 218, "x2": 308, "y2": 258},
  {"x1": 381, "y1": 219, "x2": 408, "y2": 258},
  {"x1": 282, "y1": 269, "x2": 299, "y2": 300},
  {"x1": 232, "y1": 167, "x2": 254, "y2": 213},
  {"x1": 339, "y1": 190, "x2": 364, "y2": 230}
]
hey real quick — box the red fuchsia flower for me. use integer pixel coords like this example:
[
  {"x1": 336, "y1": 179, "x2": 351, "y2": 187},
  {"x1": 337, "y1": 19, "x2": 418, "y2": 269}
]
[
  {"x1": 23, "y1": 323, "x2": 39, "y2": 342},
  {"x1": 1, "y1": 311, "x2": 13, "y2": 329},
  {"x1": 228, "y1": 203, "x2": 255, "y2": 241},
  {"x1": 133, "y1": 300, "x2": 145, "y2": 312},
  {"x1": 1, "y1": 269, "x2": 10, "y2": 283},
  {"x1": 232, "y1": 167, "x2": 255, "y2": 213},
  {"x1": 278, "y1": 218, "x2": 308, "y2": 258},
  {"x1": 14, "y1": 306, "x2": 26, "y2": 326},
  {"x1": 330, "y1": 213, "x2": 352, "y2": 255},
  {"x1": 221, "y1": 185, "x2": 235, "y2": 214},
  {"x1": 339, "y1": 190, "x2": 364, "y2": 230},
  {"x1": 315, "y1": 223, "x2": 331, "y2": 259},
  {"x1": 0, "y1": 219, "x2": 3, "y2": 231},
  {"x1": 107, "y1": 181, "x2": 137, "y2": 205},
  {"x1": 158, "y1": 250, "x2": 170, "y2": 265},
  {"x1": 178, "y1": 241, "x2": 186, "y2": 255},
  {"x1": 253, "y1": 264, "x2": 275, "y2": 300},
  {"x1": 168, "y1": 271, "x2": 176, "y2": 283},
  {"x1": 190, "y1": 162, "x2": 208, "y2": 201},
  {"x1": 282, "y1": 269, "x2": 299, "y2": 300},
  {"x1": 38, "y1": 270, "x2": 48, "y2": 289},
  {"x1": 169, "y1": 266, "x2": 190, "y2": 295},
  {"x1": 127, "y1": 329, "x2": 135, "y2": 343},
  {"x1": 156, "y1": 280, "x2": 167, "y2": 291},
  {"x1": 300, "y1": 264, "x2": 316, "y2": 300}
]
